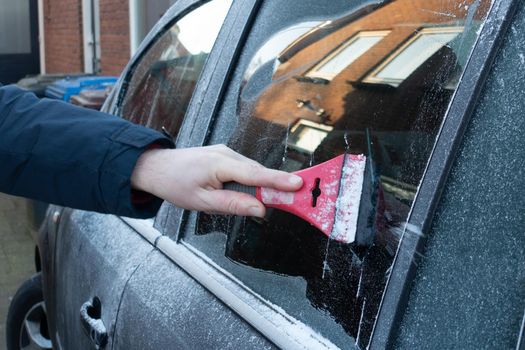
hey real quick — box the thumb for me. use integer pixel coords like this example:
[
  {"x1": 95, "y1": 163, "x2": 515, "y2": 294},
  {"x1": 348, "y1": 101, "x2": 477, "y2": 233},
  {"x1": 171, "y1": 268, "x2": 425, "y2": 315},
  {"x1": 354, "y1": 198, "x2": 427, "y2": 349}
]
[{"x1": 201, "y1": 190, "x2": 266, "y2": 217}]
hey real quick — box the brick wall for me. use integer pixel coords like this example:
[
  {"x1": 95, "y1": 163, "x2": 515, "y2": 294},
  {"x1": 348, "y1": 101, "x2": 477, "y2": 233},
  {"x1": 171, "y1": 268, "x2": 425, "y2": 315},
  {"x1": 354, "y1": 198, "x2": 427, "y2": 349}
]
[
  {"x1": 43, "y1": 0, "x2": 130, "y2": 75},
  {"x1": 99, "y1": 0, "x2": 130, "y2": 76},
  {"x1": 43, "y1": 0, "x2": 84, "y2": 73}
]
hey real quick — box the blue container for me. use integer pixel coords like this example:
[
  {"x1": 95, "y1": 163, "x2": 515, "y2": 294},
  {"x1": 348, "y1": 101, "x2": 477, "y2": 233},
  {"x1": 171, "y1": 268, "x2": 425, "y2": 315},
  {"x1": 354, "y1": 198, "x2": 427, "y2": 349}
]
[{"x1": 45, "y1": 76, "x2": 118, "y2": 102}]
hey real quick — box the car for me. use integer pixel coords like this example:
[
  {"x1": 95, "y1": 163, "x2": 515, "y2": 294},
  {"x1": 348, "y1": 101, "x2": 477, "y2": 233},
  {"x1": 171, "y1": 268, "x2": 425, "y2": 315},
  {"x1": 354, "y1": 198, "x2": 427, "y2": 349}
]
[{"x1": 6, "y1": 0, "x2": 525, "y2": 349}]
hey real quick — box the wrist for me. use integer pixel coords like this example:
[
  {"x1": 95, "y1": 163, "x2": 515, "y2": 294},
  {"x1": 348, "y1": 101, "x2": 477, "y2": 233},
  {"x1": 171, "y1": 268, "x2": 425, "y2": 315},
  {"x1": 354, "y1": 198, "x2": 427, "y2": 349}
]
[{"x1": 131, "y1": 147, "x2": 166, "y2": 194}]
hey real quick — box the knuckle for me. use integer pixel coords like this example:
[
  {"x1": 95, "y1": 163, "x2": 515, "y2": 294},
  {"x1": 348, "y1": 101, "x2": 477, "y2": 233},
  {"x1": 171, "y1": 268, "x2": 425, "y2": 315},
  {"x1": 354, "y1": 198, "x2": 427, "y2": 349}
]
[
  {"x1": 226, "y1": 198, "x2": 241, "y2": 215},
  {"x1": 208, "y1": 144, "x2": 223, "y2": 153},
  {"x1": 211, "y1": 144, "x2": 232, "y2": 158},
  {"x1": 217, "y1": 144, "x2": 229, "y2": 152},
  {"x1": 247, "y1": 163, "x2": 267, "y2": 180},
  {"x1": 252, "y1": 161, "x2": 265, "y2": 169}
]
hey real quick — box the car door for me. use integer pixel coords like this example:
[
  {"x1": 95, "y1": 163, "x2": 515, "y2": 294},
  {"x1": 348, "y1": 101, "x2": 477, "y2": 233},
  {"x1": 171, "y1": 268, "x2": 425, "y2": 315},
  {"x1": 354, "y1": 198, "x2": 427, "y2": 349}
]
[
  {"x1": 109, "y1": 0, "x2": 515, "y2": 349},
  {"x1": 44, "y1": 210, "x2": 157, "y2": 349}
]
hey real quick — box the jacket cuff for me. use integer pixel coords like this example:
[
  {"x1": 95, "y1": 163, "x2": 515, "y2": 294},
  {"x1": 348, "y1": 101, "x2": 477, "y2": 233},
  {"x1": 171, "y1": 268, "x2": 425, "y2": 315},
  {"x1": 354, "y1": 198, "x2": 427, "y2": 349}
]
[{"x1": 100, "y1": 124, "x2": 174, "y2": 218}]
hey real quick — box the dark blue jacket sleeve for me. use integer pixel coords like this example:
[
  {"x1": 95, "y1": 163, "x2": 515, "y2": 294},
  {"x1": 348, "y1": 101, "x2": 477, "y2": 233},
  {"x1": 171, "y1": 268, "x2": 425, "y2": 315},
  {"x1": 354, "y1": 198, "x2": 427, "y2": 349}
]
[{"x1": 0, "y1": 85, "x2": 174, "y2": 218}]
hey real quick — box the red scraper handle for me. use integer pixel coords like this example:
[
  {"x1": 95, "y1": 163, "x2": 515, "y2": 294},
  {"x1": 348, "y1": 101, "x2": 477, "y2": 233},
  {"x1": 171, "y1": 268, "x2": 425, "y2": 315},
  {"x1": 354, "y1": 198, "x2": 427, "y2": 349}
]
[{"x1": 223, "y1": 154, "x2": 366, "y2": 243}]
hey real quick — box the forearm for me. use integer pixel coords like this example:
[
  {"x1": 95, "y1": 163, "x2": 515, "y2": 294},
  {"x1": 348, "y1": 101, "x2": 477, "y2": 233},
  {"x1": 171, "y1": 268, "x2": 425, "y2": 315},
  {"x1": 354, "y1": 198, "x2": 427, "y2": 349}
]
[{"x1": 0, "y1": 85, "x2": 173, "y2": 218}]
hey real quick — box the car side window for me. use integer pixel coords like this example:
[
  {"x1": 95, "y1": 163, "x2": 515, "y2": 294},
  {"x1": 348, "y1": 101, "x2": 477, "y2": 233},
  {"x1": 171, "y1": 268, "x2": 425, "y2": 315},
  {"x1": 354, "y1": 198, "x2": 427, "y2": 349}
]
[
  {"x1": 118, "y1": 0, "x2": 232, "y2": 138},
  {"x1": 182, "y1": 0, "x2": 491, "y2": 348}
]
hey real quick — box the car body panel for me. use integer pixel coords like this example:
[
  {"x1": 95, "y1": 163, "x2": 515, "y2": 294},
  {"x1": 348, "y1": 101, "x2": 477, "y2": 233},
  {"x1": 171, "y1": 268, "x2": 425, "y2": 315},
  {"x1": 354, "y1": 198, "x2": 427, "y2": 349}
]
[
  {"x1": 43, "y1": 210, "x2": 156, "y2": 349},
  {"x1": 114, "y1": 246, "x2": 276, "y2": 350}
]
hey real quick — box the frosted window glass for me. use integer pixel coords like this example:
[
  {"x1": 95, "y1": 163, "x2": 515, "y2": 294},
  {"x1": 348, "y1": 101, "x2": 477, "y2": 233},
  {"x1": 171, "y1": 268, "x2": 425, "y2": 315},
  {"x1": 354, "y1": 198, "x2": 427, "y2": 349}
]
[
  {"x1": 121, "y1": 0, "x2": 232, "y2": 137},
  {"x1": 376, "y1": 32, "x2": 459, "y2": 80}
]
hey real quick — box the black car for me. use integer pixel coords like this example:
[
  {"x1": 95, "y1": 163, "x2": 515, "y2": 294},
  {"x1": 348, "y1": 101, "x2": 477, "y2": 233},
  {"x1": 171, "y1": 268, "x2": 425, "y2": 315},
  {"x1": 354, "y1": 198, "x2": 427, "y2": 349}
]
[{"x1": 7, "y1": 0, "x2": 525, "y2": 349}]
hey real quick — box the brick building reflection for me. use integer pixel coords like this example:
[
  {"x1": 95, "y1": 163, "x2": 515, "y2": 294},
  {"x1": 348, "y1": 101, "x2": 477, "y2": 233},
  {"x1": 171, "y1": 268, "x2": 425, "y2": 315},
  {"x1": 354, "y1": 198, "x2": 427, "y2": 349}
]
[{"x1": 249, "y1": 0, "x2": 490, "y2": 131}]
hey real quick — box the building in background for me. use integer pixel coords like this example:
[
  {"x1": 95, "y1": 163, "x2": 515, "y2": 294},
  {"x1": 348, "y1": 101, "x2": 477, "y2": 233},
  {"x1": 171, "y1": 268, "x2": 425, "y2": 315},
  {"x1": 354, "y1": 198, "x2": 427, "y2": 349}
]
[{"x1": 0, "y1": 0, "x2": 177, "y2": 83}]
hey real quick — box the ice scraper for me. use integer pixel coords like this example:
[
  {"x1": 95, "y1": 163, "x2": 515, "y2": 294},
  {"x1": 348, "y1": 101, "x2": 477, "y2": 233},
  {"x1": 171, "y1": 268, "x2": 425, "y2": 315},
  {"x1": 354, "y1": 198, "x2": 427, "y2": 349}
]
[{"x1": 224, "y1": 154, "x2": 367, "y2": 244}]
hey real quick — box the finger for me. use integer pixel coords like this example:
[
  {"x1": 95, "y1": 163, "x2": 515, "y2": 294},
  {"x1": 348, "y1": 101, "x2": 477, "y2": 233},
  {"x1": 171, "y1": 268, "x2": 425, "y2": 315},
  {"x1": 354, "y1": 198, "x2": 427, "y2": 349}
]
[
  {"x1": 200, "y1": 190, "x2": 266, "y2": 217},
  {"x1": 217, "y1": 160, "x2": 303, "y2": 192}
]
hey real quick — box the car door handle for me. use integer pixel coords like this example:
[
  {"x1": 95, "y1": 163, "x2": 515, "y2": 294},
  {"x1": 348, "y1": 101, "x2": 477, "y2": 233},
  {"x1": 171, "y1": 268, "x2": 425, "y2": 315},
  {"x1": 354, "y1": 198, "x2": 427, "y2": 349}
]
[{"x1": 80, "y1": 297, "x2": 108, "y2": 349}]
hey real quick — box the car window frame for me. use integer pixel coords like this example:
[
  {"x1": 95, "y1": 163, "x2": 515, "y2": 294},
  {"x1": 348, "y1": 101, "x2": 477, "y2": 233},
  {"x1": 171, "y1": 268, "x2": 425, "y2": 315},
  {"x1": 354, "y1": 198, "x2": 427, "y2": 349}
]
[
  {"x1": 102, "y1": 0, "x2": 237, "y2": 229},
  {"x1": 108, "y1": 0, "x2": 521, "y2": 348},
  {"x1": 518, "y1": 310, "x2": 525, "y2": 350},
  {"x1": 155, "y1": 0, "x2": 264, "y2": 237}
]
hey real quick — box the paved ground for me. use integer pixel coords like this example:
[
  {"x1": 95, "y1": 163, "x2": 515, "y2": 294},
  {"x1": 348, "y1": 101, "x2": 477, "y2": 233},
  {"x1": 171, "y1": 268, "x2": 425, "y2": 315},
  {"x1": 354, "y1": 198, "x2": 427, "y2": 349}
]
[{"x1": 0, "y1": 194, "x2": 35, "y2": 349}]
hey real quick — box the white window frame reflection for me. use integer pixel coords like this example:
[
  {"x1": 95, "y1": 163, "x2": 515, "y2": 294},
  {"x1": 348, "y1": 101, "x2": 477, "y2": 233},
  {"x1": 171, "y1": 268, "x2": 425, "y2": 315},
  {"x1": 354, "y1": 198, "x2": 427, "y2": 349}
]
[
  {"x1": 288, "y1": 119, "x2": 333, "y2": 154},
  {"x1": 364, "y1": 26, "x2": 463, "y2": 87},
  {"x1": 306, "y1": 30, "x2": 390, "y2": 80}
]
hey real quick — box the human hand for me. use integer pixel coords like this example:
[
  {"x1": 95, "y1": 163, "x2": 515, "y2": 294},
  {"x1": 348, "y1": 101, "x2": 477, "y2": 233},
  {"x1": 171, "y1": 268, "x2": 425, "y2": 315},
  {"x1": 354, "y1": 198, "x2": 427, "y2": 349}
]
[{"x1": 131, "y1": 144, "x2": 303, "y2": 217}]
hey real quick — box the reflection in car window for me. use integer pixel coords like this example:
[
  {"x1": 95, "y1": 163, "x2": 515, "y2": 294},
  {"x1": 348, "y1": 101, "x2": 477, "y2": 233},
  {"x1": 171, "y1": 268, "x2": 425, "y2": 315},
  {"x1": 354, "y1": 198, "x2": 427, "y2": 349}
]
[
  {"x1": 184, "y1": 0, "x2": 491, "y2": 348},
  {"x1": 306, "y1": 31, "x2": 389, "y2": 80},
  {"x1": 118, "y1": 0, "x2": 232, "y2": 138},
  {"x1": 366, "y1": 27, "x2": 463, "y2": 86}
]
